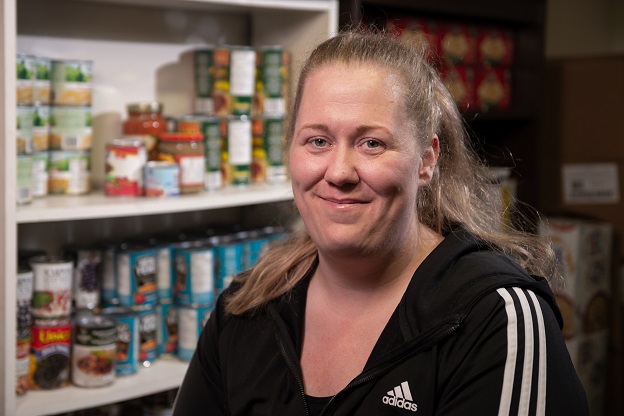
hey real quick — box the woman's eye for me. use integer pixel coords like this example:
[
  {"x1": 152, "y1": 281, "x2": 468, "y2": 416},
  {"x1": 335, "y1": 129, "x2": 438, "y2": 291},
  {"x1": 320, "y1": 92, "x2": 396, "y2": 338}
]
[{"x1": 310, "y1": 138, "x2": 327, "y2": 147}]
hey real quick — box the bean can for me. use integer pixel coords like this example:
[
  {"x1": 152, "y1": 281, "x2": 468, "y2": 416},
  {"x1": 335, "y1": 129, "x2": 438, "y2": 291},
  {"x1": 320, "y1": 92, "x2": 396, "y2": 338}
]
[
  {"x1": 157, "y1": 302, "x2": 178, "y2": 356},
  {"x1": 116, "y1": 245, "x2": 157, "y2": 306},
  {"x1": 133, "y1": 305, "x2": 158, "y2": 367},
  {"x1": 105, "y1": 137, "x2": 147, "y2": 196},
  {"x1": 100, "y1": 307, "x2": 139, "y2": 376},
  {"x1": 30, "y1": 256, "x2": 74, "y2": 318},
  {"x1": 72, "y1": 314, "x2": 117, "y2": 387},
  {"x1": 30, "y1": 317, "x2": 72, "y2": 390},
  {"x1": 177, "y1": 304, "x2": 213, "y2": 361},
  {"x1": 174, "y1": 245, "x2": 216, "y2": 305}
]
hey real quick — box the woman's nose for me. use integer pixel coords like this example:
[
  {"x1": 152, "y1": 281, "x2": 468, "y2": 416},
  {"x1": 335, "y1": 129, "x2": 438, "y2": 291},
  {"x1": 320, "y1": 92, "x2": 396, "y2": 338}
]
[{"x1": 323, "y1": 146, "x2": 359, "y2": 186}]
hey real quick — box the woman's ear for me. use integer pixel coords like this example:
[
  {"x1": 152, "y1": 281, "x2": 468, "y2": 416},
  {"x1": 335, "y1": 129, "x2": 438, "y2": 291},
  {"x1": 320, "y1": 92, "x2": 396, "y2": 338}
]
[{"x1": 418, "y1": 134, "x2": 440, "y2": 185}]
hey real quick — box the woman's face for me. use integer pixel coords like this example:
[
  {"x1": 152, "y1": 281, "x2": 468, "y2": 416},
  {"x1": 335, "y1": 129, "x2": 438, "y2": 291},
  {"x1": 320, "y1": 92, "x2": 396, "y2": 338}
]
[{"x1": 289, "y1": 63, "x2": 438, "y2": 257}]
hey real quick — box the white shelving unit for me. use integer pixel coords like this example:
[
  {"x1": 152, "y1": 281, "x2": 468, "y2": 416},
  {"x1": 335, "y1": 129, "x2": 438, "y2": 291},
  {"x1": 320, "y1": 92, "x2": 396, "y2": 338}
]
[{"x1": 1, "y1": 0, "x2": 337, "y2": 414}]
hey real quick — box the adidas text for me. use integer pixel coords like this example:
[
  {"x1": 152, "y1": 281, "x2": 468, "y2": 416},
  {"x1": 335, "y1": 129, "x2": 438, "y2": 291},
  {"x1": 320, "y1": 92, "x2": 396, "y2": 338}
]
[{"x1": 382, "y1": 395, "x2": 418, "y2": 412}]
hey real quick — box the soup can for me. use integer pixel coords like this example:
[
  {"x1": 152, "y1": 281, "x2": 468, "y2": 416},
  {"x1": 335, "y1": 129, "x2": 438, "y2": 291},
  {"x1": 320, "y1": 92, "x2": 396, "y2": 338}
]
[
  {"x1": 174, "y1": 245, "x2": 215, "y2": 306},
  {"x1": 157, "y1": 302, "x2": 178, "y2": 356},
  {"x1": 72, "y1": 313, "x2": 117, "y2": 387},
  {"x1": 30, "y1": 256, "x2": 74, "y2": 318},
  {"x1": 30, "y1": 317, "x2": 72, "y2": 390},
  {"x1": 100, "y1": 306, "x2": 140, "y2": 376},
  {"x1": 51, "y1": 59, "x2": 93, "y2": 106},
  {"x1": 133, "y1": 304, "x2": 158, "y2": 367},
  {"x1": 105, "y1": 137, "x2": 147, "y2": 196},
  {"x1": 144, "y1": 161, "x2": 179, "y2": 197},
  {"x1": 116, "y1": 245, "x2": 157, "y2": 306},
  {"x1": 148, "y1": 238, "x2": 174, "y2": 302},
  {"x1": 214, "y1": 236, "x2": 244, "y2": 293},
  {"x1": 177, "y1": 303, "x2": 214, "y2": 361}
]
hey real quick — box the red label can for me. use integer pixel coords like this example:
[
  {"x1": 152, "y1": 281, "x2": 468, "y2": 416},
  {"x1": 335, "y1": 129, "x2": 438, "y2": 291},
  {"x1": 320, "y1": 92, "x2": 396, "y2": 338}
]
[{"x1": 105, "y1": 137, "x2": 147, "y2": 196}]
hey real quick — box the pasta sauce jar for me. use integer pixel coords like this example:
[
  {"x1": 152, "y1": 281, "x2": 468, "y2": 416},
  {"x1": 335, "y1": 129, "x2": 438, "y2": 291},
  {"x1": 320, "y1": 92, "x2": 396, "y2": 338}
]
[
  {"x1": 123, "y1": 102, "x2": 166, "y2": 160},
  {"x1": 157, "y1": 133, "x2": 205, "y2": 193}
]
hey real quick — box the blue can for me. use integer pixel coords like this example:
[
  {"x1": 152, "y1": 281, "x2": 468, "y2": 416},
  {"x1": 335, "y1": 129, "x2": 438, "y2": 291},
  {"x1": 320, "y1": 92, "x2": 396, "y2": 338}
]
[
  {"x1": 100, "y1": 306, "x2": 139, "y2": 376},
  {"x1": 157, "y1": 302, "x2": 178, "y2": 356},
  {"x1": 116, "y1": 244, "x2": 157, "y2": 306},
  {"x1": 134, "y1": 304, "x2": 158, "y2": 367},
  {"x1": 214, "y1": 236, "x2": 244, "y2": 292},
  {"x1": 144, "y1": 161, "x2": 179, "y2": 197},
  {"x1": 177, "y1": 303, "x2": 214, "y2": 361},
  {"x1": 174, "y1": 245, "x2": 215, "y2": 305}
]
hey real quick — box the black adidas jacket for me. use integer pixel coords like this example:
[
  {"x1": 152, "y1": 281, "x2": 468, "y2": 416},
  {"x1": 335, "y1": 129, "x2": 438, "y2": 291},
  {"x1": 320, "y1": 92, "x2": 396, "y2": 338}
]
[{"x1": 173, "y1": 228, "x2": 588, "y2": 415}]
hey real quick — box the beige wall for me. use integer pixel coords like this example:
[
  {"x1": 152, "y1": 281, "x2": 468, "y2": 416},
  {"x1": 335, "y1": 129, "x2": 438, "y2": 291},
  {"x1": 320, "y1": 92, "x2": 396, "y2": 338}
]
[{"x1": 546, "y1": 0, "x2": 624, "y2": 57}]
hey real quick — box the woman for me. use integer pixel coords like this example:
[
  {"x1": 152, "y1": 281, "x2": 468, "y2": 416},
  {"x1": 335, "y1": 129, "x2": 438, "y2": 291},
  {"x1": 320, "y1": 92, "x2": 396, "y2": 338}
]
[{"x1": 173, "y1": 31, "x2": 588, "y2": 415}]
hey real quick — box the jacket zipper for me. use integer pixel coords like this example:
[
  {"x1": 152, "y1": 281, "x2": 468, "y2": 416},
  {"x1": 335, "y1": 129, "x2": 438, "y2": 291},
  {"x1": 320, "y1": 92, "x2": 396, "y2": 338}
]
[
  {"x1": 318, "y1": 319, "x2": 461, "y2": 416},
  {"x1": 275, "y1": 330, "x2": 311, "y2": 416}
]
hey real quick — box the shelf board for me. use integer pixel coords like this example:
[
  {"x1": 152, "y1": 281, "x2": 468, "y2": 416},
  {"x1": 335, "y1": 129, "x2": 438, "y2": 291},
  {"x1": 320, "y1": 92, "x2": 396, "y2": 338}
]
[
  {"x1": 16, "y1": 357, "x2": 188, "y2": 416},
  {"x1": 17, "y1": 183, "x2": 294, "y2": 224},
  {"x1": 74, "y1": 0, "x2": 335, "y2": 13}
]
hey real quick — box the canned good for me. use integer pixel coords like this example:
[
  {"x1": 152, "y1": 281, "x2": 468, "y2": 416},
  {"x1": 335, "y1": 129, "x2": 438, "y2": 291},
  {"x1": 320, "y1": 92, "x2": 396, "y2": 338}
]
[
  {"x1": 17, "y1": 106, "x2": 34, "y2": 154},
  {"x1": 16, "y1": 54, "x2": 35, "y2": 106},
  {"x1": 105, "y1": 137, "x2": 148, "y2": 196},
  {"x1": 174, "y1": 245, "x2": 216, "y2": 305},
  {"x1": 255, "y1": 46, "x2": 289, "y2": 117},
  {"x1": 251, "y1": 117, "x2": 287, "y2": 184},
  {"x1": 72, "y1": 314, "x2": 117, "y2": 387},
  {"x1": 16, "y1": 338, "x2": 30, "y2": 396},
  {"x1": 193, "y1": 48, "x2": 215, "y2": 115},
  {"x1": 51, "y1": 59, "x2": 93, "y2": 106},
  {"x1": 31, "y1": 151, "x2": 49, "y2": 198},
  {"x1": 229, "y1": 47, "x2": 256, "y2": 116},
  {"x1": 133, "y1": 305, "x2": 158, "y2": 367},
  {"x1": 30, "y1": 317, "x2": 72, "y2": 390},
  {"x1": 48, "y1": 150, "x2": 91, "y2": 195},
  {"x1": 101, "y1": 243, "x2": 119, "y2": 306},
  {"x1": 210, "y1": 47, "x2": 232, "y2": 116},
  {"x1": 100, "y1": 307, "x2": 140, "y2": 376},
  {"x1": 148, "y1": 239, "x2": 175, "y2": 302},
  {"x1": 214, "y1": 236, "x2": 244, "y2": 292},
  {"x1": 144, "y1": 161, "x2": 179, "y2": 197},
  {"x1": 157, "y1": 302, "x2": 178, "y2": 356},
  {"x1": 17, "y1": 154, "x2": 33, "y2": 205},
  {"x1": 49, "y1": 106, "x2": 93, "y2": 150},
  {"x1": 222, "y1": 116, "x2": 252, "y2": 186},
  {"x1": 33, "y1": 56, "x2": 51, "y2": 106},
  {"x1": 116, "y1": 245, "x2": 157, "y2": 306},
  {"x1": 157, "y1": 132, "x2": 205, "y2": 194},
  {"x1": 67, "y1": 247, "x2": 102, "y2": 310},
  {"x1": 32, "y1": 105, "x2": 50, "y2": 151},
  {"x1": 177, "y1": 304, "x2": 213, "y2": 361},
  {"x1": 30, "y1": 256, "x2": 74, "y2": 318},
  {"x1": 17, "y1": 267, "x2": 34, "y2": 337}
]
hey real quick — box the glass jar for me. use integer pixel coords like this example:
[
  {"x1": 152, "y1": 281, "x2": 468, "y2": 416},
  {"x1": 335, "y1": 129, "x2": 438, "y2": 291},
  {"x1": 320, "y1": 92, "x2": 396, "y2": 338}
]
[
  {"x1": 123, "y1": 102, "x2": 166, "y2": 160},
  {"x1": 157, "y1": 133, "x2": 205, "y2": 194}
]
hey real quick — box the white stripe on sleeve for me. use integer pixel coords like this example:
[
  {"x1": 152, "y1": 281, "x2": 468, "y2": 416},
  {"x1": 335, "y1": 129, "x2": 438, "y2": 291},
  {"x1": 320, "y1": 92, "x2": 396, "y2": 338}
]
[
  {"x1": 528, "y1": 290, "x2": 547, "y2": 416},
  {"x1": 496, "y1": 288, "x2": 518, "y2": 416},
  {"x1": 513, "y1": 288, "x2": 535, "y2": 416}
]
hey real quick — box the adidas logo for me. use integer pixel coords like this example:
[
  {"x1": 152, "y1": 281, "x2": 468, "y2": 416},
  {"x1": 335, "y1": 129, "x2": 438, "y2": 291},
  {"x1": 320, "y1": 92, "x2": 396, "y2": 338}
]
[{"x1": 382, "y1": 381, "x2": 418, "y2": 412}]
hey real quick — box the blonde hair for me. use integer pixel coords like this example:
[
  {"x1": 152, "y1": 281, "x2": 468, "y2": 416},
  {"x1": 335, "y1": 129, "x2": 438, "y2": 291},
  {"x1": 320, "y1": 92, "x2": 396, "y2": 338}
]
[{"x1": 226, "y1": 30, "x2": 556, "y2": 315}]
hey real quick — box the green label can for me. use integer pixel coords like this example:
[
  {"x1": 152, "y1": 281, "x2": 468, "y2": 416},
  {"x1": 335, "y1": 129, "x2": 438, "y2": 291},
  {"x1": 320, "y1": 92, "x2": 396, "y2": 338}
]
[
  {"x1": 17, "y1": 154, "x2": 33, "y2": 205},
  {"x1": 252, "y1": 117, "x2": 287, "y2": 184},
  {"x1": 17, "y1": 106, "x2": 34, "y2": 154},
  {"x1": 34, "y1": 56, "x2": 51, "y2": 106},
  {"x1": 193, "y1": 48, "x2": 214, "y2": 115},
  {"x1": 16, "y1": 54, "x2": 35, "y2": 106},
  {"x1": 223, "y1": 116, "x2": 252, "y2": 186},
  {"x1": 51, "y1": 59, "x2": 93, "y2": 106},
  {"x1": 32, "y1": 105, "x2": 50, "y2": 151},
  {"x1": 256, "y1": 46, "x2": 289, "y2": 117},
  {"x1": 50, "y1": 106, "x2": 93, "y2": 150},
  {"x1": 48, "y1": 150, "x2": 91, "y2": 195}
]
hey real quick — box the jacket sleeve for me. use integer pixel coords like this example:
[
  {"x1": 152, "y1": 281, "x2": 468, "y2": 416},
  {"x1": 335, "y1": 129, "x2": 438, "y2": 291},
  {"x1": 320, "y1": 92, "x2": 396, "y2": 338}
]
[
  {"x1": 172, "y1": 299, "x2": 227, "y2": 415},
  {"x1": 435, "y1": 287, "x2": 589, "y2": 416}
]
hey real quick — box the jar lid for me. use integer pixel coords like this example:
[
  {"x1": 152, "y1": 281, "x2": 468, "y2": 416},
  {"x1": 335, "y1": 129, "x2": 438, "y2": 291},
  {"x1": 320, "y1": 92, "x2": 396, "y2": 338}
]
[
  {"x1": 127, "y1": 101, "x2": 163, "y2": 113},
  {"x1": 159, "y1": 132, "x2": 204, "y2": 141}
]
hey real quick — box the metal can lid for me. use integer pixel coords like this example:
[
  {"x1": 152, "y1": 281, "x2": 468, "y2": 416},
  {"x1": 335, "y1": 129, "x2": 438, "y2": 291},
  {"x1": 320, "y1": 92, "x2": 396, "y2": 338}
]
[
  {"x1": 145, "y1": 160, "x2": 178, "y2": 170},
  {"x1": 29, "y1": 255, "x2": 72, "y2": 265},
  {"x1": 109, "y1": 136, "x2": 146, "y2": 148},
  {"x1": 32, "y1": 317, "x2": 72, "y2": 327},
  {"x1": 75, "y1": 313, "x2": 116, "y2": 330},
  {"x1": 100, "y1": 306, "x2": 137, "y2": 317},
  {"x1": 127, "y1": 101, "x2": 163, "y2": 113}
]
